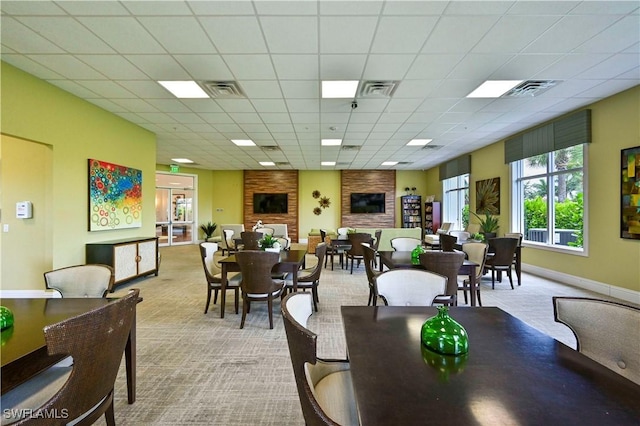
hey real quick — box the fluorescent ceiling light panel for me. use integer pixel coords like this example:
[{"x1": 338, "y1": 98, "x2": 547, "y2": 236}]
[
  {"x1": 407, "y1": 139, "x2": 432, "y2": 146},
  {"x1": 466, "y1": 80, "x2": 523, "y2": 98},
  {"x1": 382, "y1": 161, "x2": 398, "y2": 166},
  {"x1": 321, "y1": 81, "x2": 359, "y2": 98},
  {"x1": 170, "y1": 158, "x2": 194, "y2": 163},
  {"x1": 321, "y1": 161, "x2": 336, "y2": 166},
  {"x1": 158, "y1": 81, "x2": 209, "y2": 98},
  {"x1": 259, "y1": 161, "x2": 275, "y2": 166},
  {"x1": 321, "y1": 139, "x2": 342, "y2": 146},
  {"x1": 231, "y1": 139, "x2": 256, "y2": 146}
]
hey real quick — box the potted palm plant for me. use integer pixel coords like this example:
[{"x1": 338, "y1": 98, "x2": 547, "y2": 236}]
[
  {"x1": 200, "y1": 221, "x2": 217, "y2": 242},
  {"x1": 471, "y1": 211, "x2": 499, "y2": 240}
]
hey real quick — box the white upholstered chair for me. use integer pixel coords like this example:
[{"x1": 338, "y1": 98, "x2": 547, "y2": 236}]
[
  {"x1": 375, "y1": 269, "x2": 447, "y2": 307},
  {"x1": 282, "y1": 292, "x2": 359, "y2": 426},
  {"x1": 219, "y1": 224, "x2": 245, "y2": 255},
  {"x1": 44, "y1": 264, "x2": 114, "y2": 298},
  {"x1": 553, "y1": 297, "x2": 640, "y2": 385},
  {"x1": 199, "y1": 242, "x2": 242, "y2": 315},
  {"x1": 264, "y1": 223, "x2": 291, "y2": 249},
  {"x1": 458, "y1": 242, "x2": 488, "y2": 306},
  {"x1": 390, "y1": 237, "x2": 422, "y2": 251}
]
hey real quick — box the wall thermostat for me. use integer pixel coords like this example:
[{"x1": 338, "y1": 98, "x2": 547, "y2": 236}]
[{"x1": 16, "y1": 201, "x2": 33, "y2": 219}]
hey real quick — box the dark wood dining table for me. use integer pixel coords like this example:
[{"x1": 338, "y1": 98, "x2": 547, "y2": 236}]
[
  {"x1": 1, "y1": 297, "x2": 138, "y2": 404},
  {"x1": 341, "y1": 306, "x2": 640, "y2": 425},
  {"x1": 218, "y1": 249, "x2": 307, "y2": 318},
  {"x1": 377, "y1": 250, "x2": 479, "y2": 306},
  {"x1": 327, "y1": 238, "x2": 352, "y2": 270}
]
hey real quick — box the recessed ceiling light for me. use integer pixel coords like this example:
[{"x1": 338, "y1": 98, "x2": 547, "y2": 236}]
[
  {"x1": 467, "y1": 80, "x2": 523, "y2": 98},
  {"x1": 321, "y1": 81, "x2": 359, "y2": 98},
  {"x1": 321, "y1": 139, "x2": 342, "y2": 146},
  {"x1": 158, "y1": 81, "x2": 209, "y2": 98},
  {"x1": 407, "y1": 139, "x2": 432, "y2": 146},
  {"x1": 321, "y1": 161, "x2": 336, "y2": 166},
  {"x1": 259, "y1": 161, "x2": 275, "y2": 166},
  {"x1": 170, "y1": 158, "x2": 194, "y2": 163},
  {"x1": 231, "y1": 139, "x2": 256, "y2": 147},
  {"x1": 382, "y1": 161, "x2": 398, "y2": 166}
]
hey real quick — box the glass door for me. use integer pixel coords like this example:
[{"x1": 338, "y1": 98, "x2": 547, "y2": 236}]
[{"x1": 155, "y1": 174, "x2": 196, "y2": 246}]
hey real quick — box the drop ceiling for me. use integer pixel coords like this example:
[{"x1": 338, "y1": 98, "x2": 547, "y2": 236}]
[{"x1": 1, "y1": 1, "x2": 638, "y2": 171}]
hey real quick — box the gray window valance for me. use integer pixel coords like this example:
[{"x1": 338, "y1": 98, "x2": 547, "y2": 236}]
[
  {"x1": 439, "y1": 155, "x2": 471, "y2": 181},
  {"x1": 504, "y1": 109, "x2": 591, "y2": 163}
]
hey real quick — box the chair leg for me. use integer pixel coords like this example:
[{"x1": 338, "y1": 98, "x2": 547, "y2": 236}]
[
  {"x1": 234, "y1": 289, "x2": 239, "y2": 314},
  {"x1": 104, "y1": 397, "x2": 116, "y2": 426},
  {"x1": 508, "y1": 268, "x2": 514, "y2": 289},
  {"x1": 476, "y1": 288, "x2": 483, "y2": 306},
  {"x1": 204, "y1": 288, "x2": 212, "y2": 314},
  {"x1": 213, "y1": 289, "x2": 219, "y2": 304},
  {"x1": 312, "y1": 287, "x2": 319, "y2": 312},
  {"x1": 240, "y1": 298, "x2": 248, "y2": 329},
  {"x1": 368, "y1": 287, "x2": 373, "y2": 306},
  {"x1": 491, "y1": 269, "x2": 496, "y2": 289},
  {"x1": 267, "y1": 298, "x2": 274, "y2": 329}
]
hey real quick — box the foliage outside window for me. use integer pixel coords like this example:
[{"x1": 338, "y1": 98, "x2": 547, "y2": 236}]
[
  {"x1": 511, "y1": 145, "x2": 585, "y2": 251},
  {"x1": 443, "y1": 174, "x2": 469, "y2": 230}
]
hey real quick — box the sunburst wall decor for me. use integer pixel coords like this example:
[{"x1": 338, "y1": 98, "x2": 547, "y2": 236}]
[{"x1": 476, "y1": 177, "x2": 500, "y2": 214}]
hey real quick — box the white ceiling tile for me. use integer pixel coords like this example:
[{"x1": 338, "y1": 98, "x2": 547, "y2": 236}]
[
  {"x1": 77, "y1": 55, "x2": 147, "y2": 79},
  {"x1": 382, "y1": 1, "x2": 447, "y2": 15},
  {"x1": 540, "y1": 53, "x2": 614, "y2": 79},
  {"x1": 287, "y1": 99, "x2": 321, "y2": 113},
  {"x1": 392, "y1": 80, "x2": 439, "y2": 99},
  {"x1": 187, "y1": 1, "x2": 255, "y2": 16},
  {"x1": 280, "y1": 81, "x2": 319, "y2": 99},
  {"x1": 46, "y1": 79, "x2": 99, "y2": 98},
  {"x1": 145, "y1": 99, "x2": 192, "y2": 113},
  {"x1": 227, "y1": 112, "x2": 262, "y2": 124},
  {"x1": 77, "y1": 17, "x2": 165, "y2": 54},
  {"x1": 240, "y1": 81, "x2": 284, "y2": 99},
  {"x1": 319, "y1": 1, "x2": 384, "y2": 16},
  {"x1": 223, "y1": 55, "x2": 277, "y2": 79},
  {"x1": 290, "y1": 113, "x2": 319, "y2": 124},
  {"x1": 112, "y1": 100, "x2": 162, "y2": 114},
  {"x1": 58, "y1": 1, "x2": 130, "y2": 15},
  {"x1": 261, "y1": 17, "x2": 318, "y2": 53},
  {"x1": 214, "y1": 99, "x2": 255, "y2": 113},
  {"x1": 272, "y1": 55, "x2": 319, "y2": 80},
  {"x1": 506, "y1": 1, "x2": 579, "y2": 15},
  {"x1": 254, "y1": 1, "x2": 318, "y2": 15},
  {"x1": 259, "y1": 113, "x2": 292, "y2": 124},
  {"x1": 1, "y1": 1, "x2": 66, "y2": 15},
  {"x1": 363, "y1": 54, "x2": 415, "y2": 80},
  {"x1": 197, "y1": 113, "x2": 235, "y2": 124},
  {"x1": 122, "y1": 1, "x2": 192, "y2": 16},
  {"x1": 1, "y1": 17, "x2": 66, "y2": 53},
  {"x1": 138, "y1": 17, "x2": 216, "y2": 54},
  {"x1": 448, "y1": 54, "x2": 515, "y2": 79},
  {"x1": 29, "y1": 54, "x2": 106, "y2": 79},
  {"x1": 574, "y1": 16, "x2": 640, "y2": 54},
  {"x1": 445, "y1": 1, "x2": 513, "y2": 15},
  {"x1": 493, "y1": 54, "x2": 563, "y2": 79},
  {"x1": 371, "y1": 16, "x2": 437, "y2": 53},
  {"x1": 577, "y1": 53, "x2": 640, "y2": 79},
  {"x1": 124, "y1": 55, "x2": 190, "y2": 80},
  {"x1": 251, "y1": 99, "x2": 288, "y2": 112},
  {"x1": 173, "y1": 55, "x2": 233, "y2": 80},
  {"x1": 199, "y1": 17, "x2": 267, "y2": 54},
  {"x1": 405, "y1": 54, "x2": 463, "y2": 79},
  {"x1": 16, "y1": 17, "x2": 116, "y2": 53},
  {"x1": 117, "y1": 80, "x2": 174, "y2": 98},
  {"x1": 2, "y1": 54, "x2": 64, "y2": 79},
  {"x1": 422, "y1": 16, "x2": 499, "y2": 53},
  {"x1": 75, "y1": 80, "x2": 136, "y2": 98},
  {"x1": 473, "y1": 15, "x2": 561, "y2": 53},
  {"x1": 319, "y1": 16, "x2": 378, "y2": 53}
]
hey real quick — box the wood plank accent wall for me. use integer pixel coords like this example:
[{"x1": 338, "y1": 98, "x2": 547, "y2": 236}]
[
  {"x1": 244, "y1": 170, "x2": 299, "y2": 243},
  {"x1": 341, "y1": 170, "x2": 395, "y2": 228}
]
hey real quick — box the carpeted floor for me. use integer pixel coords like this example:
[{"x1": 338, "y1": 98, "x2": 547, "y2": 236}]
[{"x1": 99, "y1": 243, "x2": 621, "y2": 425}]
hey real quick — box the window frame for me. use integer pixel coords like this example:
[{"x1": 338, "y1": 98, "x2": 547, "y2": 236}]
[
  {"x1": 510, "y1": 145, "x2": 588, "y2": 256},
  {"x1": 442, "y1": 173, "x2": 469, "y2": 231}
]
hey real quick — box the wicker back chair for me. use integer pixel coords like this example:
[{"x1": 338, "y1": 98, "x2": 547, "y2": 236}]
[
  {"x1": 346, "y1": 233, "x2": 372, "y2": 274},
  {"x1": 418, "y1": 250, "x2": 465, "y2": 305},
  {"x1": 235, "y1": 250, "x2": 285, "y2": 329},
  {"x1": 439, "y1": 233, "x2": 458, "y2": 252},
  {"x1": 241, "y1": 231, "x2": 262, "y2": 250},
  {"x1": 2, "y1": 289, "x2": 139, "y2": 426}
]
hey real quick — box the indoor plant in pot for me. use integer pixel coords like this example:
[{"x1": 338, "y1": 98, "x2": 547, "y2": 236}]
[
  {"x1": 259, "y1": 234, "x2": 281, "y2": 252},
  {"x1": 200, "y1": 221, "x2": 217, "y2": 242},
  {"x1": 471, "y1": 211, "x2": 499, "y2": 240}
]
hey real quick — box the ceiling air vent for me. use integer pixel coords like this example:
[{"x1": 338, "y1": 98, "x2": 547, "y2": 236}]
[
  {"x1": 275, "y1": 162, "x2": 290, "y2": 167},
  {"x1": 503, "y1": 80, "x2": 559, "y2": 98},
  {"x1": 260, "y1": 145, "x2": 281, "y2": 152},
  {"x1": 341, "y1": 145, "x2": 361, "y2": 151},
  {"x1": 397, "y1": 162, "x2": 413, "y2": 165},
  {"x1": 358, "y1": 80, "x2": 400, "y2": 98},
  {"x1": 422, "y1": 145, "x2": 442, "y2": 150},
  {"x1": 199, "y1": 81, "x2": 246, "y2": 98}
]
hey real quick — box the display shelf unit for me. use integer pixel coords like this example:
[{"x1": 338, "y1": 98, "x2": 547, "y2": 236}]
[
  {"x1": 86, "y1": 237, "x2": 158, "y2": 289},
  {"x1": 424, "y1": 202, "x2": 441, "y2": 235},
  {"x1": 401, "y1": 195, "x2": 422, "y2": 229}
]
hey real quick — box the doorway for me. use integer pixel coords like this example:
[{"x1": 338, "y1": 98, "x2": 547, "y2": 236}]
[{"x1": 155, "y1": 173, "x2": 196, "y2": 246}]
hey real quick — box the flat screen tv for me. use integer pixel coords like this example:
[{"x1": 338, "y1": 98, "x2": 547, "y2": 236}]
[
  {"x1": 350, "y1": 193, "x2": 385, "y2": 214},
  {"x1": 253, "y1": 193, "x2": 288, "y2": 214}
]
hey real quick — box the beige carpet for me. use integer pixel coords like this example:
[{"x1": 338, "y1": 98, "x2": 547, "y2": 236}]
[{"x1": 98, "y1": 243, "x2": 616, "y2": 425}]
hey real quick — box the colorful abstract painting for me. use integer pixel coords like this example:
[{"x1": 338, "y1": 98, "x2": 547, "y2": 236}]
[
  {"x1": 88, "y1": 159, "x2": 142, "y2": 231},
  {"x1": 621, "y1": 146, "x2": 640, "y2": 239}
]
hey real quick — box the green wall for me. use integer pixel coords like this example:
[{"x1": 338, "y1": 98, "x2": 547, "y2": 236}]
[{"x1": 1, "y1": 62, "x2": 156, "y2": 290}]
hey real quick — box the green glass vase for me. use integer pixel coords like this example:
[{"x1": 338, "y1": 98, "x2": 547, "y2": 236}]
[
  {"x1": 0, "y1": 306, "x2": 14, "y2": 331},
  {"x1": 411, "y1": 244, "x2": 425, "y2": 261},
  {"x1": 421, "y1": 306, "x2": 469, "y2": 356}
]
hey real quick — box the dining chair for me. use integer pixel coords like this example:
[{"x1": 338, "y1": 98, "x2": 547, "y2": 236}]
[
  {"x1": 553, "y1": 297, "x2": 640, "y2": 385},
  {"x1": 459, "y1": 242, "x2": 488, "y2": 306},
  {"x1": 485, "y1": 237, "x2": 519, "y2": 289},
  {"x1": 372, "y1": 229, "x2": 382, "y2": 268},
  {"x1": 44, "y1": 264, "x2": 114, "y2": 298},
  {"x1": 281, "y1": 292, "x2": 359, "y2": 426},
  {"x1": 418, "y1": 250, "x2": 465, "y2": 306},
  {"x1": 220, "y1": 224, "x2": 245, "y2": 255},
  {"x1": 439, "y1": 233, "x2": 458, "y2": 252},
  {"x1": 375, "y1": 269, "x2": 447, "y2": 306},
  {"x1": 284, "y1": 243, "x2": 327, "y2": 312},
  {"x1": 505, "y1": 232, "x2": 523, "y2": 285},
  {"x1": 345, "y1": 233, "x2": 372, "y2": 274},
  {"x1": 199, "y1": 242, "x2": 241, "y2": 315},
  {"x1": 1, "y1": 289, "x2": 139, "y2": 426},
  {"x1": 362, "y1": 243, "x2": 381, "y2": 306},
  {"x1": 235, "y1": 250, "x2": 285, "y2": 329},
  {"x1": 255, "y1": 227, "x2": 275, "y2": 237},
  {"x1": 390, "y1": 237, "x2": 422, "y2": 251},
  {"x1": 241, "y1": 231, "x2": 263, "y2": 250}
]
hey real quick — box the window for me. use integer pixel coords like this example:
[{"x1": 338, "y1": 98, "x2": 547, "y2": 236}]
[
  {"x1": 443, "y1": 174, "x2": 469, "y2": 230},
  {"x1": 511, "y1": 145, "x2": 586, "y2": 252}
]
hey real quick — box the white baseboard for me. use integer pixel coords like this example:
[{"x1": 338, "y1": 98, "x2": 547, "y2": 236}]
[
  {"x1": 299, "y1": 238, "x2": 308, "y2": 244},
  {"x1": 522, "y1": 263, "x2": 640, "y2": 305},
  {"x1": 0, "y1": 289, "x2": 61, "y2": 298}
]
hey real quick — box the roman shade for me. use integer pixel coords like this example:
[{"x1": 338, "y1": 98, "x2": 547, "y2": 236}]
[
  {"x1": 504, "y1": 109, "x2": 591, "y2": 163},
  {"x1": 439, "y1": 154, "x2": 471, "y2": 181}
]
